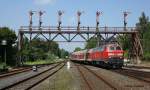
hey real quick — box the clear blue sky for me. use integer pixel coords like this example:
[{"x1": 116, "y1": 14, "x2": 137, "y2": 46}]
[{"x1": 0, "y1": 0, "x2": 150, "y2": 52}]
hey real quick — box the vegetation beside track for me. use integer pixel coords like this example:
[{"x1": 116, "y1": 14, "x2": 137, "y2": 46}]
[
  {"x1": 32, "y1": 64, "x2": 77, "y2": 90},
  {"x1": 0, "y1": 63, "x2": 5, "y2": 69},
  {"x1": 0, "y1": 63, "x2": 10, "y2": 72},
  {"x1": 24, "y1": 59, "x2": 65, "y2": 65},
  {"x1": 49, "y1": 66, "x2": 75, "y2": 90},
  {"x1": 0, "y1": 27, "x2": 69, "y2": 67}
]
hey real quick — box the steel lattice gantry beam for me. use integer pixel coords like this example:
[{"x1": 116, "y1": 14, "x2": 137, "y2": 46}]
[{"x1": 18, "y1": 26, "x2": 143, "y2": 64}]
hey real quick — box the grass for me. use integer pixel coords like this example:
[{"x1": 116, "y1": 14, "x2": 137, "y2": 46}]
[
  {"x1": 51, "y1": 67, "x2": 74, "y2": 90},
  {"x1": 32, "y1": 65, "x2": 77, "y2": 90}
]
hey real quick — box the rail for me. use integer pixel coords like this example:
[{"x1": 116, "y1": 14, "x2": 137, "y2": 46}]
[
  {"x1": 1, "y1": 62, "x2": 65, "y2": 90},
  {"x1": 112, "y1": 68, "x2": 150, "y2": 84},
  {"x1": 75, "y1": 62, "x2": 117, "y2": 90}
]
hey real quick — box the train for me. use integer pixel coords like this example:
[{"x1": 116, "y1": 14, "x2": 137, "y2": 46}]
[{"x1": 70, "y1": 43, "x2": 124, "y2": 69}]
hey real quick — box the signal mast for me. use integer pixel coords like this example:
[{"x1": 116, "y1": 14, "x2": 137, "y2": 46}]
[
  {"x1": 77, "y1": 11, "x2": 84, "y2": 31},
  {"x1": 38, "y1": 11, "x2": 46, "y2": 30},
  {"x1": 123, "y1": 11, "x2": 131, "y2": 30},
  {"x1": 58, "y1": 10, "x2": 64, "y2": 31}
]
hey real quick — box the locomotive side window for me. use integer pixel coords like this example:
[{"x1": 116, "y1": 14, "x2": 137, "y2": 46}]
[
  {"x1": 116, "y1": 46, "x2": 121, "y2": 50},
  {"x1": 94, "y1": 46, "x2": 104, "y2": 51},
  {"x1": 99, "y1": 46, "x2": 104, "y2": 51}
]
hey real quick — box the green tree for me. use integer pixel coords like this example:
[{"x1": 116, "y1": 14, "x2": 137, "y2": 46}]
[
  {"x1": 59, "y1": 49, "x2": 69, "y2": 58},
  {"x1": 0, "y1": 27, "x2": 17, "y2": 66},
  {"x1": 85, "y1": 37, "x2": 98, "y2": 49},
  {"x1": 74, "y1": 47, "x2": 82, "y2": 52},
  {"x1": 49, "y1": 41, "x2": 59, "y2": 56},
  {"x1": 117, "y1": 35, "x2": 131, "y2": 50},
  {"x1": 136, "y1": 12, "x2": 150, "y2": 60},
  {"x1": 116, "y1": 34, "x2": 132, "y2": 58},
  {"x1": 136, "y1": 12, "x2": 149, "y2": 39},
  {"x1": 20, "y1": 37, "x2": 61, "y2": 62}
]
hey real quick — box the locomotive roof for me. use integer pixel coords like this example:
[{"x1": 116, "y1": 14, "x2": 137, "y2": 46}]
[
  {"x1": 72, "y1": 50, "x2": 87, "y2": 54},
  {"x1": 72, "y1": 43, "x2": 121, "y2": 54}
]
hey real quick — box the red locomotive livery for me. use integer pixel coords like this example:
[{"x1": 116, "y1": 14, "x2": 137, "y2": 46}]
[{"x1": 70, "y1": 43, "x2": 124, "y2": 68}]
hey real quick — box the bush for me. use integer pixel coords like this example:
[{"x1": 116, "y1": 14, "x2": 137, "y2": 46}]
[
  {"x1": 143, "y1": 52, "x2": 150, "y2": 61},
  {"x1": 124, "y1": 50, "x2": 129, "y2": 58},
  {"x1": 0, "y1": 63, "x2": 8, "y2": 72}
]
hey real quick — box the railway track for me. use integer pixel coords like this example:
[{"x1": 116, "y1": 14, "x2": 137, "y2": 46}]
[
  {"x1": 112, "y1": 68, "x2": 150, "y2": 84},
  {"x1": 75, "y1": 62, "x2": 117, "y2": 90},
  {"x1": 1, "y1": 62, "x2": 65, "y2": 90},
  {"x1": 75, "y1": 63, "x2": 93, "y2": 90},
  {"x1": 0, "y1": 62, "x2": 59, "y2": 79},
  {"x1": 0, "y1": 67, "x2": 32, "y2": 79},
  {"x1": 125, "y1": 65, "x2": 150, "y2": 69}
]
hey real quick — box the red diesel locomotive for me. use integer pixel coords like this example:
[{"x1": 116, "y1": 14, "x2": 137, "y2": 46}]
[{"x1": 70, "y1": 43, "x2": 124, "y2": 68}]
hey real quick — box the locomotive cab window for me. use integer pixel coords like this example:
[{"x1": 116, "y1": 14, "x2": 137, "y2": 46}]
[
  {"x1": 97, "y1": 47, "x2": 103, "y2": 51},
  {"x1": 116, "y1": 46, "x2": 121, "y2": 50},
  {"x1": 98, "y1": 46, "x2": 104, "y2": 51}
]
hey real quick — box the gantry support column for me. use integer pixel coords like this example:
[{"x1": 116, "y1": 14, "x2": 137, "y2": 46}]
[
  {"x1": 131, "y1": 32, "x2": 143, "y2": 64},
  {"x1": 18, "y1": 31, "x2": 24, "y2": 65}
]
